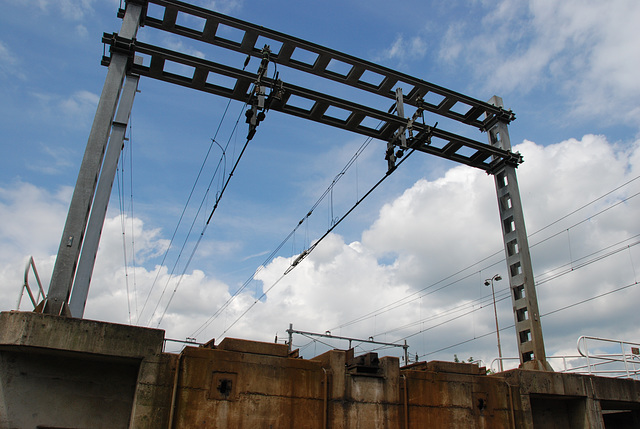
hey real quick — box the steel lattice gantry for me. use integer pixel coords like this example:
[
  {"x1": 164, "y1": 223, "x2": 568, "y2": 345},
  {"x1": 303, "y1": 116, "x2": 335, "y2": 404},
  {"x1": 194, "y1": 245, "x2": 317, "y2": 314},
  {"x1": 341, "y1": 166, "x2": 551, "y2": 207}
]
[{"x1": 44, "y1": 0, "x2": 550, "y2": 370}]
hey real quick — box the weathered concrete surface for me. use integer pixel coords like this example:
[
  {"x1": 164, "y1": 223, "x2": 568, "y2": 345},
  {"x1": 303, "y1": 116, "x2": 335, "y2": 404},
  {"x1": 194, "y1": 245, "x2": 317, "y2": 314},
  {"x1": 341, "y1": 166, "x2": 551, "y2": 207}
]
[
  {"x1": 0, "y1": 311, "x2": 163, "y2": 358},
  {"x1": 0, "y1": 311, "x2": 166, "y2": 429},
  {"x1": 3, "y1": 312, "x2": 640, "y2": 428},
  {"x1": 503, "y1": 369, "x2": 640, "y2": 429}
]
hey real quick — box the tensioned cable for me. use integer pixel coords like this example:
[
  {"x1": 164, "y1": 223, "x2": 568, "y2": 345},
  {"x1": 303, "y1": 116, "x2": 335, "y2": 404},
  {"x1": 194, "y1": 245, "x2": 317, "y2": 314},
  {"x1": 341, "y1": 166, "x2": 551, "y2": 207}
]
[
  {"x1": 216, "y1": 147, "x2": 419, "y2": 339},
  {"x1": 189, "y1": 134, "x2": 377, "y2": 338},
  {"x1": 149, "y1": 101, "x2": 247, "y2": 327},
  {"x1": 148, "y1": 54, "x2": 274, "y2": 326},
  {"x1": 420, "y1": 279, "x2": 640, "y2": 359},
  {"x1": 138, "y1": 97, "x2": 235, "y2": 325},
  {"x1": 330, "y1": 181, "x2": 640, "y2": 332},
  {"x1": 116, "y1": 146, "x2": 132, "y2": 324},
  {"x1": 386, "y1": 238, "x2": 640, "y2": 355},
  {"x1": 127, "y1": 117, "x2": 139, "y2": 321},
  {"x1": 155, "y1": 130, "x2": 253, "y2": 327},
  {"x1": 371, "y1": 233, "x2": 640, "y2": 340},
  {"x1": 527, "y1": 174, "x2": 640, "y2": 238}
]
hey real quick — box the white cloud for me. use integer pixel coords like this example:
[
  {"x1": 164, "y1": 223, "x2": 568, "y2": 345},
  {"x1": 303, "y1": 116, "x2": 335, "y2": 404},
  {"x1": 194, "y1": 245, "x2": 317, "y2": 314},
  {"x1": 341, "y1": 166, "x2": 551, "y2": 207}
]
[
  {"x1": 34, "y1": 0, "x2": 96, "y2": 21},
  {"x1": 377, "y1": 35, "x2": 428, "y2": 68},
  {"x1": 30, "y1": 90, "x2": 100, "y2": 130},
  {"x1": 2, "y1": 135, "x2": 639, "y2": 366},
  {"x1": 439, "y1": 0, "x2": 640, "y2": 126},
  {"x1": 200, "y1": 0, "x2": 243, "y2": 15},
  {"x1": 0, "y1": 40, "x2": 25, "y2": 80}
]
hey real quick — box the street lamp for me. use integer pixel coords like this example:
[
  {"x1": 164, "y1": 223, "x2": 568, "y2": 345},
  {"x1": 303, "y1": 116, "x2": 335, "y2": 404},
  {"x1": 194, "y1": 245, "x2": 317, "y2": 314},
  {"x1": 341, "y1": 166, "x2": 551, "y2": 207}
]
[{"x1": 484, "y1": 274, "x2": 503, "y2": 372}]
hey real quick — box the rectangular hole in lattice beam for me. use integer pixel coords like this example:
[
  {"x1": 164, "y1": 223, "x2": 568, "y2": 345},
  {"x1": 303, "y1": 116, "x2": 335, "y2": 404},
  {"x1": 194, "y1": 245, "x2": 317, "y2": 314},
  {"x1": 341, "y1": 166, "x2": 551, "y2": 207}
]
[
  {"x1": 323, "y1": 105, "x2": 351, "y2": 122},
  {"x1": 134, "y1": 53, "x2": 151, "y2": 68},
  {"x1": 449, "y1": 101, "x2": 474, "y2": 116},
  {"x1": 454, "y1": 145, "x2": 477, "y2": 159},
  {"x1": 175, "y1": 11, "x2": 206, "y2": 33},
  {"x1": 216, "y1": 23, "x2": 245, "y2": 45},
  {"x1": 163, "y1": 60, "x2": 196, "y2": 80},
  {"x1": 285, "y1": 94, "x2": 315, "y2": 113},
  {"x1": 359, "y1": 70, "x2": 385, "y2": 88},
  {"x1": 392, "y1": 81, "x2": 416, "y2": 99},
  {"x1": 326, "y1": 58, "x2": 352, "y2": 77},
  {"x1": 146, "y1": 2, "x2": 165, "y2": 21},
  {"x1": 423, "y1": 91, "x2": 446, "y2": 108},
  {"x1": 429, "y1": 136, "x2": 449, "y2": 150},
  {"x1": 290, "y1": 47, "x2": 319, "y2": 68},
  {"x1": 255, "y1": 36, "x2": 283, "y2": 56},
  {"x1": 205, "y1": 72, "x2": 237, "y2": 91},
  {"x1": 359, "y1": 116, "x2": 382, "y2": 131}
]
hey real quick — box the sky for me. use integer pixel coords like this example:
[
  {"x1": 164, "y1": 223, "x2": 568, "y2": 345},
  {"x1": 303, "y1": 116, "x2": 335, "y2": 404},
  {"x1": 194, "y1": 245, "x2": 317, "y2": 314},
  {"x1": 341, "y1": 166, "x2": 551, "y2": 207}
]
[{"x1": 1, "y1": 0, "x2": 639, "y2": 371}]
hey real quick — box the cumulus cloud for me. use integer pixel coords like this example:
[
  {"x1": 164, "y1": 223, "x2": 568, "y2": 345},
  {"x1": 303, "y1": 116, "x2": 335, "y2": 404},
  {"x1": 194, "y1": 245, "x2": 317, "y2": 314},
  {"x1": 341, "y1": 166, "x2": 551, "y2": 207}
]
[
  {"x1": 377, "y1": 35, "x2": 428, "y2": 68},
  {"x1": 2, "y1": 135, "x2": 639, "y2": 367},
  {"x1": 439, "y1": 0, "x2": 640, "y2": 126}
]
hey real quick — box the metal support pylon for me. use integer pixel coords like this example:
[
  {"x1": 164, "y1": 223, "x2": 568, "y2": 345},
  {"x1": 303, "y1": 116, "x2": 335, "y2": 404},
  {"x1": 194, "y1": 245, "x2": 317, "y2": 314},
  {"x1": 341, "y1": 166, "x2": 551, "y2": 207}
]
[
  {"x1": 43, "y1": 2, "x2": 144, "y2": 315},
  {"x1": 69, "y1": 69, "x2": 141, "y2": 318},
  {"x1": 487, "y1": 96, "x2": 552, "y2": 371}
]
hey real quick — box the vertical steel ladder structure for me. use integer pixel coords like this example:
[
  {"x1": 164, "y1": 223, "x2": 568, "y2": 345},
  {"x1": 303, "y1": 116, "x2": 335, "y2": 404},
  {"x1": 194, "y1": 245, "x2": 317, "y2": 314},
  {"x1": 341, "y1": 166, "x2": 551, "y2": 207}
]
[{"x1": 43, "y1": 0, "x2": 551, "y2": 370}]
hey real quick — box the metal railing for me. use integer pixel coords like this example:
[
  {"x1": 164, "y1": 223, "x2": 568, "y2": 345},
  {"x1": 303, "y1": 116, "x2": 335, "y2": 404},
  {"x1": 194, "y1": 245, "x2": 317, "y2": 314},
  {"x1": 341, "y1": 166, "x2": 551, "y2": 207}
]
[
  {"x1": 576, "y1": 335, "x2": 640, "y2": 379},
  {"x1": 490, "y1": 336, "x2": 640, "y2": 379},
  {"x1": 17, "y1": 256, "x2": 46, "y2": 311},
  {"x1": 163, "y1": 337, "x2": 204, "y2": 353}
]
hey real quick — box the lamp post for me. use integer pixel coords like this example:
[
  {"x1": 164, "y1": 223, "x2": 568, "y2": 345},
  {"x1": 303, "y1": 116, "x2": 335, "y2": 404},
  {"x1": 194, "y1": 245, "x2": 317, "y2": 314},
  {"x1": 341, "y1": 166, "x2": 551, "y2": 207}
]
[{"x1": 484, "y1": 274, "x2": 503, "y2": 372}]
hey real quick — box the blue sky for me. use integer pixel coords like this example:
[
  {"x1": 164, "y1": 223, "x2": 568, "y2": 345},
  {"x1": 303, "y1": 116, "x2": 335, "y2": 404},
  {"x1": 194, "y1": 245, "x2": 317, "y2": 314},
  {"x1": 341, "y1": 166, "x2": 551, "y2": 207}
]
[{"x1": 1, "y1": 0, "x2": 640, "y2": 369}]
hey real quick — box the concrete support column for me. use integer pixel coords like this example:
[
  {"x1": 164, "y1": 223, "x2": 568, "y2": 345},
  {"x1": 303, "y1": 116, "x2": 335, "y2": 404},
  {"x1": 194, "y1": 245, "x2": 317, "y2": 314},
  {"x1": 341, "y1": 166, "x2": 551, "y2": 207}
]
[
  {"x1": 44, "y1": 3, "x2": 143, "y2": 315},
  {"x1": 487, "y1": 96, "x2": 551, "y2": 371}
]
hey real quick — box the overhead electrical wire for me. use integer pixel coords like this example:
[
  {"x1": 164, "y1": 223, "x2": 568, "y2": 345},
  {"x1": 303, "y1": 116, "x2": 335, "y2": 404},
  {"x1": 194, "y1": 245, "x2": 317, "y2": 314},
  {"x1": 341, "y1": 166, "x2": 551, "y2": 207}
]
[
  {"x1": 114, "y1": 118, "x2": 141, "y2": 325},
  {"x1": 189, "y1": 134, "x2": 378, "y2": 338},
  {"x1": 147, "y1": 101, "x2": 248, "y2": 327},
  {"x1": 155, "y1": 121, "x2": 253, "y2": 327},
  {"x1": 420, "y1": 279, "x2": 640, "y2": 359},
  {"x1": 384, "y1": 237, "x2": 640, "y2": 358},
  {"x1": 147, "y1": 52, "x2": 277, "y2": 327},
  {"x1": 329, "y1": 180, "x2": 640, "y2": 333},
  {"x1": 115, "y1": 157, "x2": 132, "y2": 324},
  {"x1": 214, "y1": 146, "x2": 420, "y2": 340},
  {"x1": 137, "y1": 97, "x2": 235, "y2": 325}
]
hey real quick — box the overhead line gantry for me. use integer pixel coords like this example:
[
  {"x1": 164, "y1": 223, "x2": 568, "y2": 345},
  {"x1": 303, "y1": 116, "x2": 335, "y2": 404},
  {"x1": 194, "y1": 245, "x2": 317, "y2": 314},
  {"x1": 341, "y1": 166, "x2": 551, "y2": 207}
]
[{"x1": 43, "y1": 0, "x2": 551, "y2": 371}]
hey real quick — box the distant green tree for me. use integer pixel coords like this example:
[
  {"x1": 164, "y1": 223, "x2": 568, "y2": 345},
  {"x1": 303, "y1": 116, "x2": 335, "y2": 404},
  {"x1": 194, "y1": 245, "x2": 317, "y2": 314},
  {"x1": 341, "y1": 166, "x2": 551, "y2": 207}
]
[{"x1": 453, "y1": 354, "x2": 474, "y2": 363}]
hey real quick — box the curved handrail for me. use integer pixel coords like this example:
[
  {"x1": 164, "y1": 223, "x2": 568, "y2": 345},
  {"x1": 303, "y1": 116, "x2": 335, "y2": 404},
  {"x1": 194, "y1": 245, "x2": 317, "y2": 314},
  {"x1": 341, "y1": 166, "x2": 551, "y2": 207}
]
[{"x1": 17, "y1": 256, "x2": 46, "y2": 311}]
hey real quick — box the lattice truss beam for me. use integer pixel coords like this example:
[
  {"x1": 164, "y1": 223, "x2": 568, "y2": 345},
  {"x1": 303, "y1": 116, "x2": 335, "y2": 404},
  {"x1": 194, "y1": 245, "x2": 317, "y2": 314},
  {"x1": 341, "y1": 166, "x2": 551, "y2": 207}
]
[{"x1": 105, "y1": 0, "x2": 522, "y2": 173}]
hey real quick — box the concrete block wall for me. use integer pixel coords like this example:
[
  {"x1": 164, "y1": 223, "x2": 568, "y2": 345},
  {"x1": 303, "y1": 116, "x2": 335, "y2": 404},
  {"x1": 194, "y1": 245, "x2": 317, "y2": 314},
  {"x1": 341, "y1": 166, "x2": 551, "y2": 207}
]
[{"x1": 3, "y1": 312, "x2": 640, "y2": 428}]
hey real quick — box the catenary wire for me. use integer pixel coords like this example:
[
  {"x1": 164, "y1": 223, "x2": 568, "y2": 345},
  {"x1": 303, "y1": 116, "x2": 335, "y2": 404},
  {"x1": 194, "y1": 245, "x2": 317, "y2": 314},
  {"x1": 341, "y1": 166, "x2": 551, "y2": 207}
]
[
  {"x1": 138, "y1": 97, "x2": 235, "y2": 325},
  {"x1": 330, "y1": 182, "x2": 640, "y2": 332},
  {"x1": 189, "y1": 134, "x2": 377, "y2": 338},
  {"x1": 215, "y1": 147, "x2": 418, "y2": 339},
  {"x1": 150, "y1": 101, "x2": 248, "y2": 327}
]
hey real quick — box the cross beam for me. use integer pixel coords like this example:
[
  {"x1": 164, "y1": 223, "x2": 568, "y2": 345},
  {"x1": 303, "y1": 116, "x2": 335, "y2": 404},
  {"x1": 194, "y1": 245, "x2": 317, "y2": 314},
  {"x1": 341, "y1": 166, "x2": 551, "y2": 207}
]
[
  {"x1": 104, "y1": 39, "x2": 522, "y2": 172},
  {"x1": 128, "y1": 0, "x2": 515, "y2": 132}
]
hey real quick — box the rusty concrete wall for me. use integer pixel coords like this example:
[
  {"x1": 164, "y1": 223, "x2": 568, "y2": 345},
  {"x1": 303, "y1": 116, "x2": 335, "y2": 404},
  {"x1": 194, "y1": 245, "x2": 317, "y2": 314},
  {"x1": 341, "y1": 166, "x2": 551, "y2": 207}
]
[
  {"x1": 169, "y1": 339, "x2": 513, "y2": 428},
  {"x1": 3, "y1": 312, "x2": 640, "y2": 429}
]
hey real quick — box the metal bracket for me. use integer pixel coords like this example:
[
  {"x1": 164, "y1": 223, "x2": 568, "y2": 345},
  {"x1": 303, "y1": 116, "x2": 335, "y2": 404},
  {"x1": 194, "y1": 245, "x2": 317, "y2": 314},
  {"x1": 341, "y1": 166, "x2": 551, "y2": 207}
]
[
  {"x1": 118, "y1": 0, "x2": 149, "y2": 26},
  {"x1": 245, "y1": 45, "x2": 271, "y2": 141},
  {"x1": 101, "y1": 33, "x2": 137, "y2": 67}
]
